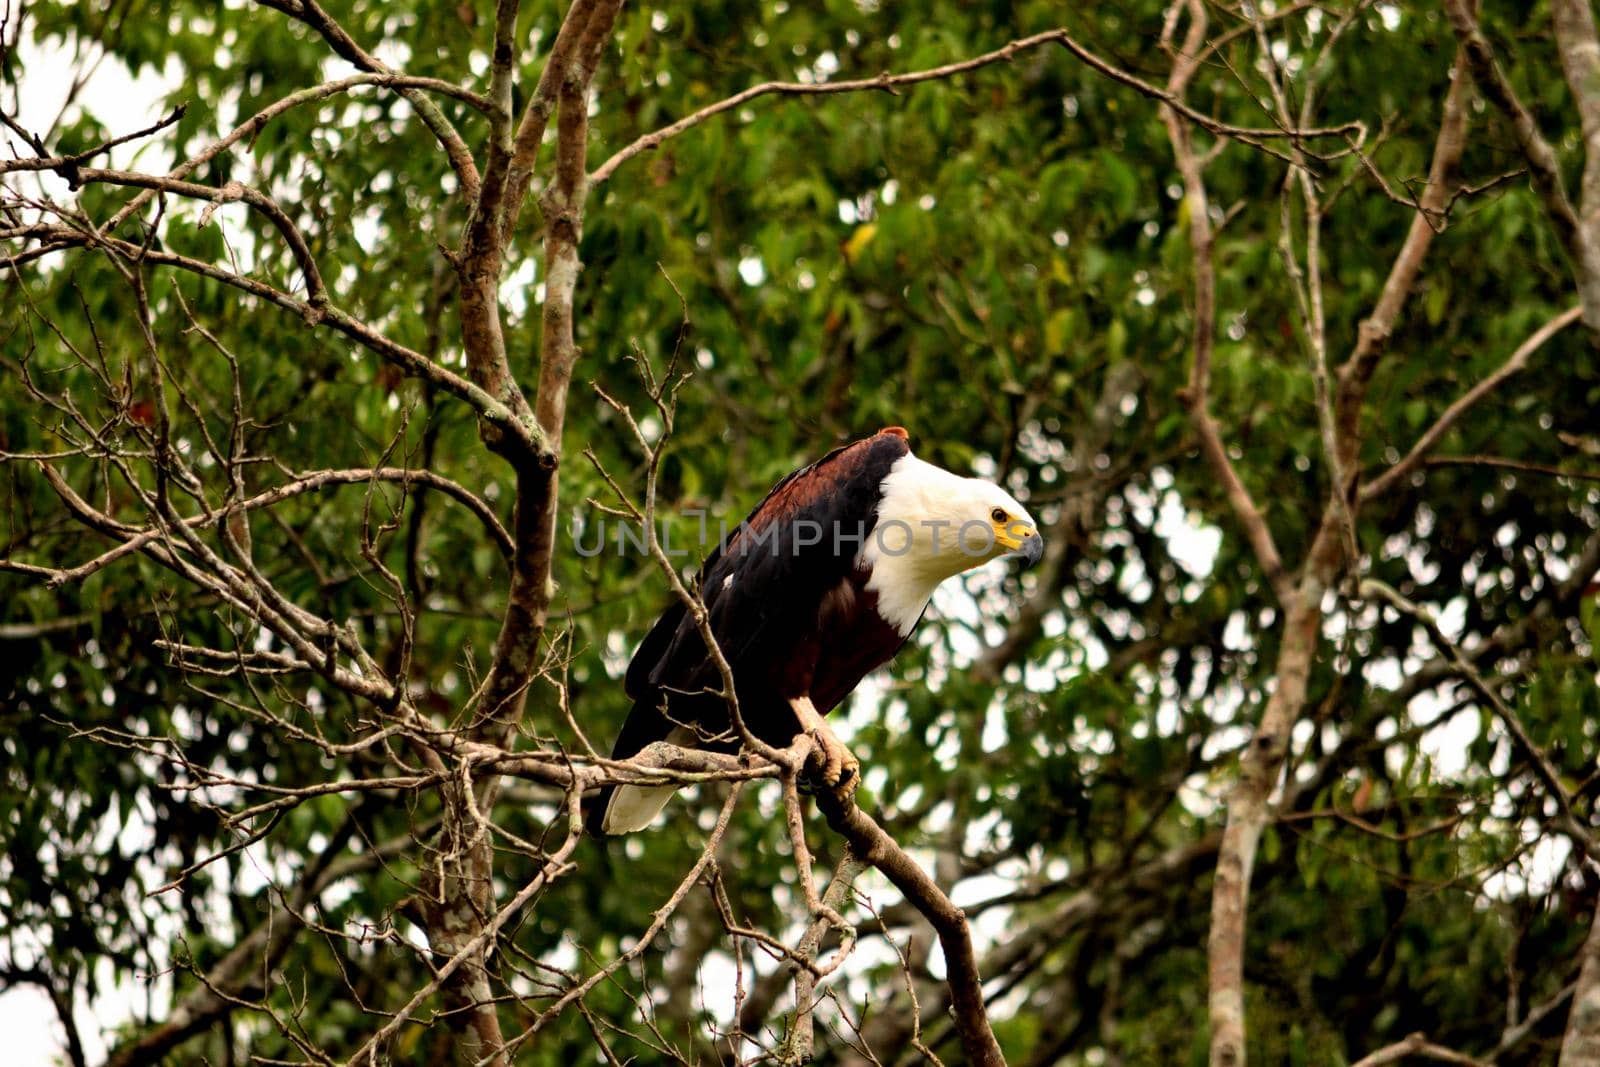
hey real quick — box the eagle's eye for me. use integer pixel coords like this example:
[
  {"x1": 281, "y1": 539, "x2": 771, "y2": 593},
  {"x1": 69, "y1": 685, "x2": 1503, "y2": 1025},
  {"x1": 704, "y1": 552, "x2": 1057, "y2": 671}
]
[{"x1": 990, "y1": 507, "x2": 1008, "y2": 523}]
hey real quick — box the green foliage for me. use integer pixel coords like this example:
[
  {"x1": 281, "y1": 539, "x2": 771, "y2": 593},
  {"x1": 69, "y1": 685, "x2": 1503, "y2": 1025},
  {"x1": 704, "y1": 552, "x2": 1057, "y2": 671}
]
[{"x1": 2, "y1": 1, "x2": 1599, "y2": 1064}]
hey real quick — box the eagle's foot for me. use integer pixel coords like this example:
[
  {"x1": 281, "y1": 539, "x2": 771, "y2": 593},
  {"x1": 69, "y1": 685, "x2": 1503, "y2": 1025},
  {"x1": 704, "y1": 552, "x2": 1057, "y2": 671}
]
[{"x1": 803, "y1": 726, "x2": 860, "y2": 801}]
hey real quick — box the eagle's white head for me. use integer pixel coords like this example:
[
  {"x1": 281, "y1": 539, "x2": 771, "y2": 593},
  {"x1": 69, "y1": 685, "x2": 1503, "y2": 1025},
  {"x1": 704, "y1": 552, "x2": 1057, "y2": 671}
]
[{"x1": 860, "y1": 453, "x2": 1043, "y2": 634}]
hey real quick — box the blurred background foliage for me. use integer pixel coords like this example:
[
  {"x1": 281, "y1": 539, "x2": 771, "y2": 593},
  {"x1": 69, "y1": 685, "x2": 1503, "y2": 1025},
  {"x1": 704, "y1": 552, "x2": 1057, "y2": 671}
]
[{"x1": 3, "y1": 0, "x2": 1599, "y2": 1064}]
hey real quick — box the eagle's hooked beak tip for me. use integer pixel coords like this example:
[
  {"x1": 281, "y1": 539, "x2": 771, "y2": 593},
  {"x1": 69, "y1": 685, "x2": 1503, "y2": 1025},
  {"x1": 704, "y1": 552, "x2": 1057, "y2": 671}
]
[{"x1": 1016, "y1": 530, "x2": 1044, "y2": 569}]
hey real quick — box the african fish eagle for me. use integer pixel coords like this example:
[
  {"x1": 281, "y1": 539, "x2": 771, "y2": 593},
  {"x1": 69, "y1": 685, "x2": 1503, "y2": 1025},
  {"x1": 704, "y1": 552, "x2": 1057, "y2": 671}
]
[{"x1": 588, "y1": 427, "x2": 1043, "y2": 836}]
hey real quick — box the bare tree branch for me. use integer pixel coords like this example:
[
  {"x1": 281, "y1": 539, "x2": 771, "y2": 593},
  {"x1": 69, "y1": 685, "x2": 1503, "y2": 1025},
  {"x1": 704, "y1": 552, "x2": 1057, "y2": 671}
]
[
  {"x1": 1349, "y1": 1032, "x2": 1489, "y2": 1067},
  {"x1": 250, "y1": 0, "x2": 482, "y2": 198},
  {"x1": 1445, "y1": 0, "x2": 1600, "y2": 330},
  {"x1": 1163, "y1": 0, "x2": 1292, "y2": 609},
  {"x1": 816, "y1": 791, "x2": 1005, "y2": 1067},
  {"x1": 590, "y1": 26, "x2": 1367, "y2": 187},
  {"x1": 1362, "y1": 305, "x2": 1584, "y2": 501},
  {"x1": 6, "y1": 224, "x2": 535, "y2": 449},
  {"x1": 1360, "y1": 578, "x2": 1596, "y2": 862},
  {"x1": 0, "y1": 103, "x2": 185, "y2": 177}
]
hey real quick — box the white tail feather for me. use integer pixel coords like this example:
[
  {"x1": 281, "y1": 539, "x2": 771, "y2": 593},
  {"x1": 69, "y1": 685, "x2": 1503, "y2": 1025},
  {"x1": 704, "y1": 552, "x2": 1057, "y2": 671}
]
[{"x1": 602, "y1": 784, "x2": 677, "y2": 834}]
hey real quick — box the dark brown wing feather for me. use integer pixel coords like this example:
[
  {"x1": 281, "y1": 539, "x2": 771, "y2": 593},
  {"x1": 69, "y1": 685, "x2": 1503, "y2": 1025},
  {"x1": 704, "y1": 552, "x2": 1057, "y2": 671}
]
[
  {"x1": 623, "y1": 426, "x2": 909, "y2": 700},
  {"x1": 592, "y1": 429, "x2": 912, "y2": 834}
]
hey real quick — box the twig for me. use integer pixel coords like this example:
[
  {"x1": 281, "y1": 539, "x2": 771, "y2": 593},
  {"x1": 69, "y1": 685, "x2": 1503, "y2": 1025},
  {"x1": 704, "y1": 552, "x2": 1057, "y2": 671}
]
[
  {"x1": 345, "y1": 790, "x2": 588, "y2": 1066},
  {"x1": 590, "y1": 27, "x2": 1365, "y2": 186},
  {"x1": 1444, "y1": 0, "x2": 1600, "y2": 329},
  {"x1": 1361, "y1": 305, "x2": 1584, "y2": 500},
  {"x1": 1418, "y1": 454, "x2": 1600, "y2": 483},
  {"x1": 1349, "y1": 1032, "x2": 1489, "y2": 1067},
  {"x1": 251, "y1": 0, "x2": 482, "y2": 197},
  {"x1": 0, "y1": 104, "x2": 187, "y2": 177},
  {"x1": 779, "y1": 848, "x2": 865, "y2": 1065},
  {"x1": 1162, "y1": 0, "x2": 1292, "y2": 607},
  {"x1": 1359, "y1": 578, "x2": 1596, "y2": 862},
  {"x1": 815, "y1": 791, "x2": 1004, "y2": 1067}
]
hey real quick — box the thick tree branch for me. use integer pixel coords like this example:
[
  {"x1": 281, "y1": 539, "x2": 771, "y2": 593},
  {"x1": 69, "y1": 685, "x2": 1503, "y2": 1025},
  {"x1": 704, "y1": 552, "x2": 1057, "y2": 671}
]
[
  {"x1": 499, "y1": 0, "x2": 598, "y2": 242},
  {"x1": 407, "y1": 7, "x2": 622, "y2": 1061},
  {"x1": 1551, "y1": 0, "x2": 1600, "y2": 220},
  {"x1": 1562, "y1": 916, "x2": 1600, "y2": 1066},
  {"x1": 454, "y1": 0, "x2": 572, "y2": 433},
  {"x1": 1194, "y1": 22, "x2": 1476, "y2": 1067},
  {"x1": 1333, "y1": 51, "x2": 1470, "y2": 408},
  {"x1": 468, "y1": 0, "x2": 622, "y2": 742}
]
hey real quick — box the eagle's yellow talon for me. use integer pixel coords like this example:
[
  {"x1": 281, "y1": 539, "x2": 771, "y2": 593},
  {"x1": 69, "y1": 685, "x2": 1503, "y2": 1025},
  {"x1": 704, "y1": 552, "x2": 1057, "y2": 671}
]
[
  {"x1": 806, "y1": 727, "x2": 857, "y2": 798},
  {"x1": 834, "y1": 753, "x2": 860, "y2": 801}
]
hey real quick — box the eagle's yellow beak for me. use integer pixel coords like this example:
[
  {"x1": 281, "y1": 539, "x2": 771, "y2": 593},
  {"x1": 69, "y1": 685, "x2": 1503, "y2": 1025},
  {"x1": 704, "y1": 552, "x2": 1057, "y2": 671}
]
[{"x1": 996, "y1": 522, "x2": 1044, "y2": 568}]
